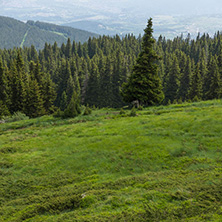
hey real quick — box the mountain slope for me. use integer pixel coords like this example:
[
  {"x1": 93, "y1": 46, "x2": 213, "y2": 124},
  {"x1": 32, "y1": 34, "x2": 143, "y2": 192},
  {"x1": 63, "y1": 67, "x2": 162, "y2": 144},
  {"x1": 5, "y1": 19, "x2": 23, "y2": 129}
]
[
  {"x1": 0, "y1": 16, "x2": 99, "y2": 50},
  {"x1": 1, "y1": 100, "x2": 222, "y2": 221}
]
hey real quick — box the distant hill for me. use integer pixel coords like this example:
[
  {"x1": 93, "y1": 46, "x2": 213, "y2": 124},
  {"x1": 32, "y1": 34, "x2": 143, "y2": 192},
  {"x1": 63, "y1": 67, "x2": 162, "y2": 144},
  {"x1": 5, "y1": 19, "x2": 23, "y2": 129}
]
[{"x1": 0, "y1": 16, "x2": 99, "y2": 50}]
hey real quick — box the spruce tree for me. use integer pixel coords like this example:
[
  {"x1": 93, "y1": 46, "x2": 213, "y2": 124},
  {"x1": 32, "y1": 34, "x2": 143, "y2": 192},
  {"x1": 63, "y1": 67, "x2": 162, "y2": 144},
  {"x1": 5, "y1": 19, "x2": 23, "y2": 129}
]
[
  {"x1": 26, "y1": 79, "x2": 45, "y2": 117},
  {"x1": 43, "y1": 74, "x2": 56, "y2": 114},
  {"x1": 0, "y1": 60, "x2": 10, "y2": 117},
  {"x1": 84, "y1": 61, "x2": 100, "y2": 107},
  {"x1": 177, "y1": 56, "x2": 192, "y2": 101},
  {"x1": 189, "y1": 63, "x2": 203, "y2": 101},
  {"x1": 63, "y1": 91, "x2": 81, "y2": 118},
  {"x1": 10, "y1": 58, "x2": 27, "y2": 113},
  {"x1": 112, "y1": 49, "x2": 125, "y2": 108},
  {"x1": 205, "y1": 56, "x2": 221, "y2": 99},
  {"x1": 164, "y1": 55, "x2": 180, "y2": 103},
  {"x1": 99, "y1": 56, "x2": 113, "y2": 107},
  {"x1": 121, "y1": 18, "x2": 164, "y2": 106}
]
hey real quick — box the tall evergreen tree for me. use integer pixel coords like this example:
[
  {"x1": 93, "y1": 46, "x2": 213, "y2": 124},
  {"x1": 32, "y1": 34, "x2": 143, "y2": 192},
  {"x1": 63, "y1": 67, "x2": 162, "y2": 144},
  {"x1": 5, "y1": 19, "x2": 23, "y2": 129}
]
[
  {"x1": 189, "y1": 62, "x2": 203, "y2": 101},
  {"x1": 84, "y1": 61, "x2": 100, "y2": 107},
  {"x1": 0, "y1": 60, "x2": 10, "y2": 117},
  {"x1": 26, "y1": 79, "x2": 45, "y2": 117},
  {"x1": 121, "y1": 18, "x2": 164, "y2": 106},
  {"x1": 205, "y1": 56, "x2": 221, "y2": 99},
  {"x1": 10, "y1": 56, "x2": 27, "y2": 113},
  {"x1": 99, "y1": 56, "x2": 113, "y2": 107},
  {"x1": 43, "y1": 74, "x2": 56, "y2": 114},
  {"x1": 177, "y1": 56, "x2": 192, "y2": 101},
  {"x1": 164, "y1": 55, "x2": 180, "y2": 103}
]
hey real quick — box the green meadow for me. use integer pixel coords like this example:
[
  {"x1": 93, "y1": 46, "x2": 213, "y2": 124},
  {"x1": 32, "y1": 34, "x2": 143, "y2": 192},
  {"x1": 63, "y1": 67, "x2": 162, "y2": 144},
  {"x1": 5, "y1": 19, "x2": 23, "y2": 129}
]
[{"x1": 1, "y1": 100, "x2": 222, "y2": 221}]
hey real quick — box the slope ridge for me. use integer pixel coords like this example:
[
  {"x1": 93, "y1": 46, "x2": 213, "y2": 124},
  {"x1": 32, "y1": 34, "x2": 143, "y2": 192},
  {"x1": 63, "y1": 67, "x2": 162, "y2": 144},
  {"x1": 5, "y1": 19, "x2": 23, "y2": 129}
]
[{"x1": 0, "y1": 16, "x2": 98, "y2": 50}]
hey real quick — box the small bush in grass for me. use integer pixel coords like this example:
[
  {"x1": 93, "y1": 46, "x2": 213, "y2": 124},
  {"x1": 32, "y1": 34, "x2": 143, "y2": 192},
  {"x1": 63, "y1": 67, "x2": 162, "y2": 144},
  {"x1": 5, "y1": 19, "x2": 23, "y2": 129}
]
[
  {"x1": 119, "y1": 108, "x2": 125, "y2": 115},
  {"x1": 53, "y1": 108, "x2": 64, "y2": 118},
  {"x1": 83, "y1": 105, "x2": 92, "y2": 115},
  {"x1": 178, "y1": 97, "x2": 183, "y2": 104},
  {"x1": 138, "y1": 105, "x2": 143, "y2": 110},
  {"x1": 192, "y1": 95, "x2": 200, "y2": 102},
  {"x1": 3, "y1": 112, "x2": 29, "y2": 123},
  {"x1": 130, "y1": 106, "x2": 137, "y2": 117},
  {"x1": 55, "y1": 92, "x2": 81, "y2": 119},
  {"x1": 167, "y1": 100, "x2": 171, "y2": 105}
]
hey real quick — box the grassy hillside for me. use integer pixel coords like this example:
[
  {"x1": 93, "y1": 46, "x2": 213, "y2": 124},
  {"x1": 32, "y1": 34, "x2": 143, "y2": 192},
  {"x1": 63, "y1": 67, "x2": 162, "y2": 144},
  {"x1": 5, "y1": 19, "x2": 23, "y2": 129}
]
[
  {"x1": 0, "y1": 16, "x2": 98, "y2": 50},
  {"x1": 1, "y1": 100, "x2": 222, "y2": 221}
]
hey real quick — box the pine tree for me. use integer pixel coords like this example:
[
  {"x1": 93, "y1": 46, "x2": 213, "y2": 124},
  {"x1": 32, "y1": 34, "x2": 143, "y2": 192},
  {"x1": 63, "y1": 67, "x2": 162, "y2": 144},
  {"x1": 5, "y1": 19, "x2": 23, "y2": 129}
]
[
  {"x1": 43, "y1": 74, "x2": 56, "y2": 114},
  {"x1": 164, "y1": 55, "x2": 180, "y2": 103},
  {"x1": 205, "y1": 56, "x2": 221, "y2": 99},
  {"x1": 65, "y1": 38, "x2": 72, "y2": 58},
  {"x1": 99, "y1": 56, "x2": 113, "y2": 107},
  {"x1": 189, "y1": 63, "x2": 203, "y2": 101},
  {"x1": 177, "y1": 56, "x2": 192, "y2": 101},
  {"x1": 0, "y1": 60, "x2": 10, "y2": 117},
  {"x1": 63, "y1": 91, "x2": 81, "y2": 118},
  {"x1": 26, "y1": 79, "x2": 45, "y2": 117},
  {"x1": 66, "y1": 74, "x2": 75, "y2": 103},
  {"x1": 10, "y1": 56, "x2": 27, "y2": 113},
  {"x1": 84, "y1": 61, "x2": 100, "y2": 107},
  {"x1": 121, "y1": 18, "x2": 164, "y2": 106},
  {"x1": 112, "y1": 49, "x2": 125, "y2": 108},
  {"x1": 60, "y1": 91, "x2": 68, "y2": 111}
]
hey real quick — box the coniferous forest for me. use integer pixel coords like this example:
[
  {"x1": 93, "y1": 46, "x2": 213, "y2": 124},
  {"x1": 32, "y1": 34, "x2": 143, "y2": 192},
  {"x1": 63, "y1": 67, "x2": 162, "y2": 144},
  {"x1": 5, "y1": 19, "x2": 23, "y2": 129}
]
[
  {"x1": 2, "y1": 19, "x2": 222, "y2": 221},
  {"x1": 1, "y1": 22, "x2": 222, "y2": 118}
]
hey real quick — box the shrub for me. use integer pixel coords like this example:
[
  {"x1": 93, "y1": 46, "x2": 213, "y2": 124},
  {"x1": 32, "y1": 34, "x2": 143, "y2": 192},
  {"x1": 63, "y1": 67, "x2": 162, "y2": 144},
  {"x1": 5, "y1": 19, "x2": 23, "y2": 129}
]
[
  {"x1": 119, "y1": 108, "x2": 125, "y2": 115},
  {"x1": 130, "y1": 106, "x2": 137, "y2": 117},
  {"x1": 83, "y1": 105, "x2": 92, "y2": 115},
  {"x1": 62, "y1": 92, "x2": 81, "y2": 119},
  {"x1": 3, "y1": 112, "x2": 29, "y2": 123},
  {"x1": 53, "y1": 108, "x2": 64, "y2": 118},
  {"x1": 138, "y1": 105, "x2": 143, "y2": 110}
]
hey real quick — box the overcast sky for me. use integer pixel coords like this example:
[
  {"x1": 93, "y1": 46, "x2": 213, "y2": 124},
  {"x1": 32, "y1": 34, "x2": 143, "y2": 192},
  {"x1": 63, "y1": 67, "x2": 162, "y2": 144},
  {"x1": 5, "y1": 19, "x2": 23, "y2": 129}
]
[{"x1": 2, "y1": 0, "x2": 222, "y2": 16}]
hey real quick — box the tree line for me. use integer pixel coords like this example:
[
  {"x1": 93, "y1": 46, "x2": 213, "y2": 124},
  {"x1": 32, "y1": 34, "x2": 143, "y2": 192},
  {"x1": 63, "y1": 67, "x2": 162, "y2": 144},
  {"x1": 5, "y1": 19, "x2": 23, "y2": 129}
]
[{"x1": 0, "y1": 27, "x2": 222, "y2": 118}]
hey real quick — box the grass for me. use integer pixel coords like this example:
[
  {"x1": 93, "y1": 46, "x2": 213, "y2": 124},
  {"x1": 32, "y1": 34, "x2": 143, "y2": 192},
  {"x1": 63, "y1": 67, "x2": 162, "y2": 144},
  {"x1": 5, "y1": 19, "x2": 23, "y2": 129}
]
[{"x1": 0, "y1": 100, "x2": 222, "y2": 221}]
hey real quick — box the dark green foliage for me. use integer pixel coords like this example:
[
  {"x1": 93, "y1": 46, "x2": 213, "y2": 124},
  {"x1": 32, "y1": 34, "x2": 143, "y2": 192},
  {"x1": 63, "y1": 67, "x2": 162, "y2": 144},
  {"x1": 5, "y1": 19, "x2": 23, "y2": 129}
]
[
  {"x1": 121, "y1": 18, "x2": 164, "y2": 106},
  {"x1": 63, "y1": 92, "x2": 81, "y2": 118},
  {"x1": 0, "y1": 100, "x2": 10, "y2": 118},
  {"x1": 26, "y1": 79, "x2": 45, "y2": 118},
  {"x1": 164, "y1": 55, "x2": 180, "y2": 103},
  {"x1": 43, "y1": 74, "x2": 56, "y2": 114},
  {"x1": 178, "y1": 56, "x2": 192, "y2": 101},
  {"x1": 1, "y1": 20, "x2": 222, "y2": 119},
  {"x1": 10, "y1": 55, "x2": 28, "y2": 114},
  {"x1": 130, "y1": 106, "x2": 137, "y2": 116},
  {"x1": 99, "y1": 56, "x2": 113, "y2": 107},
  {"x1": 119, "y1": 108, "x2": 126, "y2": 115},
  {"x1": 60, "y1": 91, "x2": 68, "y2": 111},
  {"x1": 83, "y1": 105, "x2": 92, "y2": 115},
  {"x1": 0, "y1": 60, "x2": 10, "y2": 117},
  {"x1": 205, "y1": 56, "x2": 221, "y2": 99},
  {"x1": 84, "y1": 61, "x2": 100, "y2": 107},
  {"x1": 138, "y1": 105, "x2": 143, "y2": 110},
  {"x1": 3, "y1": 111, "x2": 29, "y2": 122},
  {"x1": 189, "y1": 62, "x2": 203, "y2": 101}
]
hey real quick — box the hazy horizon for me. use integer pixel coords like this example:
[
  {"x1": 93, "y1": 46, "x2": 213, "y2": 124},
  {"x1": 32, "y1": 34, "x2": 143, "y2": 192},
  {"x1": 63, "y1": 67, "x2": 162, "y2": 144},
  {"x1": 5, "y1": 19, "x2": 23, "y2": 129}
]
[{"x1": 1, "y1": 0, "x2": 222, "y2": 37}]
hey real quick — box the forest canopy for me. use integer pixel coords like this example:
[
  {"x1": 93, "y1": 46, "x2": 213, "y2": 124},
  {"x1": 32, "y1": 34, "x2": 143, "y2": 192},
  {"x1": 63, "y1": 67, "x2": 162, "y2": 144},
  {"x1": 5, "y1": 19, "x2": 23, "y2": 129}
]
[{"x1": 0, "y1": 21, "x2": 222, "y2": 118}]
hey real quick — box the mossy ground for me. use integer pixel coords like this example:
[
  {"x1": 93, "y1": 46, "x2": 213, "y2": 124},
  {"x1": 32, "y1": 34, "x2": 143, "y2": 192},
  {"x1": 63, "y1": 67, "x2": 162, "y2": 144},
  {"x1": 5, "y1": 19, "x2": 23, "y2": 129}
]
[{"x1": 1, "y1": 100, "x2": 222, "y2": 221}]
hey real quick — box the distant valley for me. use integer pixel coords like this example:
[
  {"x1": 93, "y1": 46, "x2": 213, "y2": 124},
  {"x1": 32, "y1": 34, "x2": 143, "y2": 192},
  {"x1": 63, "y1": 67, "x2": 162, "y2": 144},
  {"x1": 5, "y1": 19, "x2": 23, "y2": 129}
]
[{"x1": 2, "y1": 0, "x2": 222, "y2": 39}]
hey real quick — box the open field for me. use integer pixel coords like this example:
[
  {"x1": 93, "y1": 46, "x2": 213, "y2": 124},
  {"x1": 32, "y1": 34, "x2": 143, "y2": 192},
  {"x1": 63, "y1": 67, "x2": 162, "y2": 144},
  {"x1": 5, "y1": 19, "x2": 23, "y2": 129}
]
[{"x1": 1, "y1": 100, "x2": 222, "y2": 221}]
